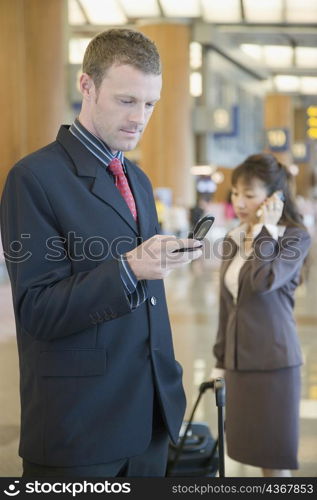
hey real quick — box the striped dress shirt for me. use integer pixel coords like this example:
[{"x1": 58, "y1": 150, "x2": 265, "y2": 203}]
[{"x1": 69, "y1": 119, "x2": 147, "y2": 310}]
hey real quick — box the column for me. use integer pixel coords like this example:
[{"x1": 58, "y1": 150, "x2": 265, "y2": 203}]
[
  {"x1": 293, "y1": 108, "x2": 312, "y2": 197},
  {"x1": 0, "y1": 0, "x2": 66, "y2": 194},
  {"x1": 0, "y1": 0, "x2": 25, "y2": 193},
  {"x1": 137, "y1": 24, "x2": 193, "y2": 205},
  {"x1": 264, "y1": 93, "x2": 293, "y2": 166}
]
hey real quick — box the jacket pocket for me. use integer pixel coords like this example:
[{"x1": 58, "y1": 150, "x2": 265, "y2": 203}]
[{"x1": 38, "y1": 348, "x2": 107, "y2": 377}]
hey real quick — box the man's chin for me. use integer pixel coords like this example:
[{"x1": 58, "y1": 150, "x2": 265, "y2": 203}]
[{"x1": 115, "y1": 139, "x2": 139, "y2": 152}]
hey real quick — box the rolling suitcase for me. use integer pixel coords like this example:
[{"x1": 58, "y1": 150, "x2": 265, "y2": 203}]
[{"x1": 166, "y1": 377, "x2": 226, "y2": 477}]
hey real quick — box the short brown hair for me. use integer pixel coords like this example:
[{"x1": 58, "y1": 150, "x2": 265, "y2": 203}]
[{"x1": 82, "y1": 28, "x2": 161, "y2": 90}]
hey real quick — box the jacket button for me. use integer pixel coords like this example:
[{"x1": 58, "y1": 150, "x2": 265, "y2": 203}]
[{"x1": 150, "y1": 296, "x2": 157, "y2": 306}]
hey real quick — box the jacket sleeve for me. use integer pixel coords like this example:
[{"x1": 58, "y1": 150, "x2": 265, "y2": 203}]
[
  {"x1": 0, "y1": 164, "x2": 132, "y2": 341},
  {"x1": 212, "y1": 280, "x2": 228, "y2": 369},
  {"x1": 250, "y1": 225, "x2": 311, "y2": 294}
]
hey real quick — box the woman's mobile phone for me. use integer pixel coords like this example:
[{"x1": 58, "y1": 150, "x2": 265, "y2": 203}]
[
  {"x1": 174, "y1": 214, "x2": 215, "y2": 252},
  {"x1": 276, "y1": 191, "x2": 285, "y2": 202},
  {"x1": 256, "y1": 191, "x2": 285, "y2": 217}
]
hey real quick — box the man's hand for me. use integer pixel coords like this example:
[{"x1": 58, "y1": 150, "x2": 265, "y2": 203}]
[{"x1": 125, "y1": 234, "x2": 203, "y2": 280}]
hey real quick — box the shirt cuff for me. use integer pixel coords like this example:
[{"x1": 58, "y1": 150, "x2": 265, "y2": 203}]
[
  {"x1": 119, "y1": 255, "x2": 138, "y2": 294},
  {"x1": 252, "y1": 223, "x2": 279, "y2": 241}
]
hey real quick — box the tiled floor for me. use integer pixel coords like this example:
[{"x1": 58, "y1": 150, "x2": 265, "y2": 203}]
[{"x1": 0, "y1": 224, "x2": 316, "y2": 477}]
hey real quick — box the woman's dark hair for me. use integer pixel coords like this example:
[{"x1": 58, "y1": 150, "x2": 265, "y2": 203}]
[{"x1": 232, "y1": 153, "x2": 305, "y2": 229}]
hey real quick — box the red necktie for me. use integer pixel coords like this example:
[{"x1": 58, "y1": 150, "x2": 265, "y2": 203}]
[{"x1": 108, "y1": 158, "x2": 138, "y2": 221}]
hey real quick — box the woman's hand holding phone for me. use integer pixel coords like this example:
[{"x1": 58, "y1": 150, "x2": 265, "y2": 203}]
[{"x1": 256, "y1": 190, "x2": 284, "y2": 226}]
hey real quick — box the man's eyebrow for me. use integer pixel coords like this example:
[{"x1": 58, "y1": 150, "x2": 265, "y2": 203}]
[
  {"x1": 115, "y1": 94, "x2": 160, "y2": 103},
  {"x1": 115, "y1": 94, "x2": 135, "y2": 98}
]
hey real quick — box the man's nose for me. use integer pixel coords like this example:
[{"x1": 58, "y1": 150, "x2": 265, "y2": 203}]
[{"x1": 129, "y1": 105, "x2": 146, "y2": 125}]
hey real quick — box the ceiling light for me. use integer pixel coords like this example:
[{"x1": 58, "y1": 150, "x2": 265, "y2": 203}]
[
  {"x1": 307, "y1": 128, "x2": 317, "y2": 139},
  {"x1": 295, "y1": 47, "x2": 317, "y2": 68},
  {"x1": 244, "y1": 0, "x2": 283, "y2": 23},
  {"x1": 191, "y1": 166, "x2": 213, "y2": 176},
  {"x1": 240, "y1": 44, "x2": 263, "y2": 61},
  {"x1": 213, "y1": 109, "x2": 230, "y2": 129},
  {"x1": 292, "y1": 143, "x2": 307, "y2": 159},
  {"x1": 159, "y1": 0, "x2": 200, "y2": 18},
  {"x1": 80, "y1": 0, "x2": 127, "y2": 25},
  {"x1": 307, "y1": 106, "x2": 317, "y2": 116},
  {"x1": 286, "y1": 0, "x2": 317, "y2": 23},
  {"x1": 288, "y1": 164, "x2": 299, "y2": 176},
  {"x1": 119, "y1": 0, "x2": 160, "y2": 18},
  {"x1": 264, "y1": 46, "x2": 294, "y2": 68},
  {"x1": 274, "y1": 75, "x2": 300, "y2": 92},
  {"x1": 212, "y1": 171, "x2": 225, "y2": 184},
  {"x1": 190, "y1": 72, "x2": 203, "y2": 97},
  {"x1": 68, "y1": 0, "x2": 86, "y2": 25},
  {"x1": 201, "y1": 0, "x2": 241, "y2": 22},
  {"x1": 300, "y1": 77, "x2": 317, "y2": 94},
  {"x1": 190, "y1": 42, "x2": 202, "y2": 69},
  {"x1": 307, "y1": 117, "x2": 317, "y2": 127}
]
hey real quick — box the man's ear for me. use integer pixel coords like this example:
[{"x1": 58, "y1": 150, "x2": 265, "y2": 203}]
[{"x1": 79, "y1": 73, "x2": 95, "y2": 100}]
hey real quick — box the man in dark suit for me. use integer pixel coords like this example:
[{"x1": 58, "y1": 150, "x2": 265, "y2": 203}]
[{"x1": 0, "y1": 29, "x2": 202, "y2": 477}]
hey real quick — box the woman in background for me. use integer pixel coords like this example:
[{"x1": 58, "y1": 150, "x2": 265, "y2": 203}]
[{"x1": 211, "y1": 153, "x2": 311, "y2": 477}]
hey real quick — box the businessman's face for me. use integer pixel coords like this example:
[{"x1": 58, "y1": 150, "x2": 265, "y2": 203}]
[{"x1": 79, "y1": 64, "x2": 162, "y2": 152}]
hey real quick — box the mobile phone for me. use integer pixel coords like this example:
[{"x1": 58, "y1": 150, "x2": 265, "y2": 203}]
[
  {"x1": 276, "y1": 191, "x2": 285, "y2": 202},
  {"x1": 174, "y1": 214, "x2": 215, "y2": 252},
  {"x1": 256, "y1": 191, "x2": 285, "y2": 217},
  {"x1": 191, "y1": 214, "x2": 215, "y2": 240}
]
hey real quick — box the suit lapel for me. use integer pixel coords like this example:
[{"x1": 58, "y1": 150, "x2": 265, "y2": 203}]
[
  {"x1": 57, "y1": 125, "x2": 138, "y2": 235},
  {"x1": 219, "y1": 236, "x2": 238, "y2": 302},
  {"x1": 220, "y1": 236, "x2": 237, "y2": 277},
  {"x1": 124, "y1": 158, "x2": 151, "y2": 239},
  {"x1": 91, "y1": 167, "x2": 138, "y2": 234},
  {"x1": 222, "y1": 233, "x2": 254, "y2": 301}
]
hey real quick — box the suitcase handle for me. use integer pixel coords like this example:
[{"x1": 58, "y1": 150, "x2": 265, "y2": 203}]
[
  {"x1": 167, "y1": 377, "x2": 226, "y2": 477},
  {"x1": 183, "y1": 434, "x2": 209, "y2": 453},
  {"x1": 170, "y1": 431, "x2": 210, "y2": 454}
]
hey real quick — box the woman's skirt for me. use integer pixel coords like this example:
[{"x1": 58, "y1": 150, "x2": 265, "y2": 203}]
[{"x1": 225, "y1": 366, "x2": 301, "y2": 469}]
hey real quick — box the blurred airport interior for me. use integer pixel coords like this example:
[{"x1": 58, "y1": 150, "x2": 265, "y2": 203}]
[{"x1": 0, "y1": 0, "x2": 316, "y2": 477}]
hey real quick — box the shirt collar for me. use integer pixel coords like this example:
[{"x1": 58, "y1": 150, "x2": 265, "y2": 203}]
[
  {"x1": 69, "y1": 118, "x2": 125, "y2": 169},
  {"x1": 228, "y1": 222, "x2": 286, "y2": 247}
]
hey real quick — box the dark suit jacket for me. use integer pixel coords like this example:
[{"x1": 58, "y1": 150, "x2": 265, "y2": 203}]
[
  {"x1": 213, "y1": 225, "x2": 311, "y2": 371},
  {"x1": 0, "y1": 125, "x2": 186, "y2": 467}
]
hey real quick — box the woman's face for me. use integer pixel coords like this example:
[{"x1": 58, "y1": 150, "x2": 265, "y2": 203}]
[{"x1": 231, "y1": 177, "x2": 269, "y2": 225}]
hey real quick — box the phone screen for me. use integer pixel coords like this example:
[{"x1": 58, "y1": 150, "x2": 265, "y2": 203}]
[
  {"x1": 193, "y1": 216, "x2": 215, "y2": 240},
  {"x1": 173, "y1": 214, "x2": 215, "y2": 252}
]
